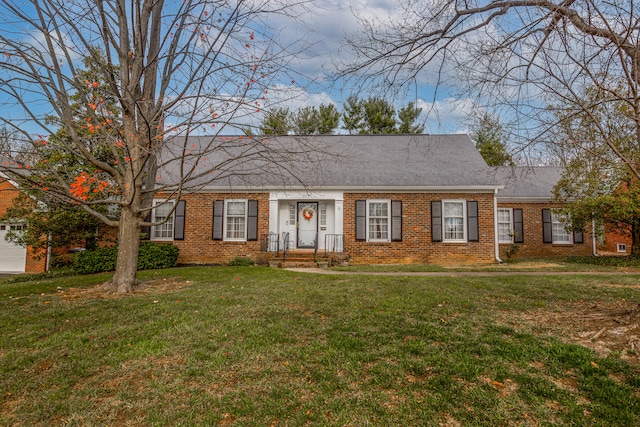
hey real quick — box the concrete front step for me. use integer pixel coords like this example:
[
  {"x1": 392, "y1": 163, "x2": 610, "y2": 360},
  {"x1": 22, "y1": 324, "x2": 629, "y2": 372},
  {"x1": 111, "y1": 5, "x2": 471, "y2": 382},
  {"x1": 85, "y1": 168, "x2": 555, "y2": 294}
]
[{"x1": 269, "y1": 258, "x2": 329, "y2": 269}]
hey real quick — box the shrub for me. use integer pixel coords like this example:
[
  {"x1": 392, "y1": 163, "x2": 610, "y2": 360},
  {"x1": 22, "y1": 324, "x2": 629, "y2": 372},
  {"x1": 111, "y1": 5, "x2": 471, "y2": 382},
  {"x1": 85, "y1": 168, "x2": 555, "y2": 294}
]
[
  {"x1": 49, "y1": 253, "x2": 76, "y2": 269},
  {"x1": 503, "y1": 243, "x2": 521, "y2": 263},
  {"x1": 138, "y1": 242, "x2": 179, "y2": 270},
  {"x1": 73, "y1": 242, "x2": 179, "y2": 274},
  {"x1": 228, "y1": 256, "x2": 255, "y2": 267},
  {"x1": 73, "y1": 246, "x2": 117, "y2": 274}
]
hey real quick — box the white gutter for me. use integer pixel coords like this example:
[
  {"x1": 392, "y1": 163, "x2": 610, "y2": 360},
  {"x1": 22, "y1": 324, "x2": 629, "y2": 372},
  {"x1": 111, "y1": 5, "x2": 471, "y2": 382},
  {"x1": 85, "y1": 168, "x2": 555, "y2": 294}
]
[{"x1": 494, "y1": 188, "x2": 503, "y2": 263}]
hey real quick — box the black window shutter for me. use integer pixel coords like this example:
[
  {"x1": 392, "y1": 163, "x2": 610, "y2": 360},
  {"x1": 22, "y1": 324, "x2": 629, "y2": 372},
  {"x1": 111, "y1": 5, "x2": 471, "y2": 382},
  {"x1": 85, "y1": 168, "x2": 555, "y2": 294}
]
[
  {"x1": 174, "y1": 200, "x2": 186, "y2": 240},
  {"x1": 391, "y1": 200, "x2": 402, "y2": 242},
  {"x1": 431, "y1": 201, "x2": 442, "y2": 242},
  {"x1": 141, "y1": 211, "x2": 151, "y2": 240},
  {"x1": 513, "y1": 208, "x2": 524, "y2": 243},
  {"x1": 573, "y1": 230, "x2": 584, "y2": 244},
  {"x1": 213, "y1": 200, "x2": 224, "y2": 240},
  {"x1": 247, "y1": 200, "x2": 258, "y2": 241},
  {"x1": 542, "y1": 209, "x2": 552, "y2": 243},
  {"x1": 467, "y1": 201, "x2": 479, "y2": 242},
  {"x1": 356, "y1": 200, "x2": 366, "y2": 241}
]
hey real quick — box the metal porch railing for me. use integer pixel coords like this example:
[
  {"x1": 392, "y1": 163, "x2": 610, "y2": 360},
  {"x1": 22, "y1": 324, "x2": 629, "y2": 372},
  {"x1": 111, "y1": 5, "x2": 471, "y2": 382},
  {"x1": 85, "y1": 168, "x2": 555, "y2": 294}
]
[{"x1": 324, "y1": 234, "x2": 344, "y2": 257}]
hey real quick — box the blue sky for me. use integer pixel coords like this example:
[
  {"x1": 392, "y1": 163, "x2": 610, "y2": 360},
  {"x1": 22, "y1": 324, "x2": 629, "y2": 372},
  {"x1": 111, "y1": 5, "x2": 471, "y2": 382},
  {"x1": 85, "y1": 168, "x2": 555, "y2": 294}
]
[
  {"x1": 263, "y1": 0, "x2": 476, "y2": 134},
  {"x1": 0, "y1": 0, "x2": 479, "y2": 139}
]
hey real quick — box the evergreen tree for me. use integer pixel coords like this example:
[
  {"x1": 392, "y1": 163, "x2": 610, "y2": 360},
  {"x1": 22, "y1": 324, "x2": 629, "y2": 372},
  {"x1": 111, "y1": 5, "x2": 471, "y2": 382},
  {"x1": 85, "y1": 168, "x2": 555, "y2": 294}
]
[
  {"x1": 317, "y1": 104, "x2": 340, "y2": 134},
  {"x1": 361, "y1": 97, "x2": 397, "y2": 134},
  {"x1": 259, "y1": 108, "x2": 291, "y2": 135},
  {"x1": 470, "y1": 113, "x2": 514, "y2": 166},
  {"x1": 397, "y1": 102, "x2": 424, "y2": 134},
  {"x1": 341, "y1": 95, "x2": 364, "y2": 134},
  {"x1": 291, "y1": 106, "x2": 319, "y2": 135}
]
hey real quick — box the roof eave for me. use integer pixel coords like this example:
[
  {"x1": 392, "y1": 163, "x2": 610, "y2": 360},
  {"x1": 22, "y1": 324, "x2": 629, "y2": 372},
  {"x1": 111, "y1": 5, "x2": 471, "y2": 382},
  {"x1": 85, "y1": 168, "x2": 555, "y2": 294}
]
[
  {"x1": 497, "y1": 196, "x2": 559, "y2": 203},
  {"x1": 182, "y1": 185, "x2": 504, "y2": 194}
]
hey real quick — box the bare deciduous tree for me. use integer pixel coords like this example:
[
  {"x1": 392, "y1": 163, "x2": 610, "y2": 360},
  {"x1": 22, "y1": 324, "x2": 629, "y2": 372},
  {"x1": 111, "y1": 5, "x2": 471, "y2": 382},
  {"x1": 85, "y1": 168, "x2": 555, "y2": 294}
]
[
  {"x1": 0, "y1": 0, "x2": 313, "y2": 292},
  {"x1": 342, "y1": 1, "x2": 640, "y2": 171}
]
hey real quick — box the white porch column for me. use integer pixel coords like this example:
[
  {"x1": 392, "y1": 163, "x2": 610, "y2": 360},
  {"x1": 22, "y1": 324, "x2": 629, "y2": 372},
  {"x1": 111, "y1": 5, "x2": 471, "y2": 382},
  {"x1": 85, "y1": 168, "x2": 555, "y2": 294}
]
[{"x1": 335, "y1": 197, "x2": 344, "y2": 235}]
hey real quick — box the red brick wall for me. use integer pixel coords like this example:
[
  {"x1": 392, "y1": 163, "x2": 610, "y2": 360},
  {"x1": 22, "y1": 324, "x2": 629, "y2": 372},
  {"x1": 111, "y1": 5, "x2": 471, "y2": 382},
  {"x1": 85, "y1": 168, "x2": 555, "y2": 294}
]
[
  {"x1": 343, "y1": 192, "x2": 497, "y2": 265},
  {"x1": 171, "y1": 192, "x2": 270, "y2": 265},
  {"x1": 601, "y1": 224, "x2": 632, "y2": 254},
  {"x1": 497, "y1": 202, "x2": 593, "y2": 258},
  {"x1": 170, "y1": 191, "x2": 499, "y2": 266},
  {"x1": 0, "y1": 179, "x2": 16, "y2": 215},
  {"x1": 163, "y1": 193, "x2": 602, "y2": 266},
  {"x1": 0, "y1": 179, "x2": 46, "y2": 273}
]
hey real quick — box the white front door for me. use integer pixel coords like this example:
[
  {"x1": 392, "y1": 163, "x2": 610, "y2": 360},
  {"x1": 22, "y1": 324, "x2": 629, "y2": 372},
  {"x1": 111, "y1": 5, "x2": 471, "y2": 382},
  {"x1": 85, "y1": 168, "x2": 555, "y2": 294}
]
[
  {"x1": 297, "y1": 202, "x2": 318, "y2": 248},
  {"x1": 0, "y1": 224, "x2": 26, "y2": 273}
]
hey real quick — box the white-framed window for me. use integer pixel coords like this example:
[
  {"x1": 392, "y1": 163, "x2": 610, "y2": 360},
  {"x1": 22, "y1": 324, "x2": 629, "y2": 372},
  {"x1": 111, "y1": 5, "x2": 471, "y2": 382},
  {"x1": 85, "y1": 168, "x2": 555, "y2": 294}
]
[
  {"x1": 319, "y1": 204, "x2": 327, "y2": 230},
  {"x1": 289, "y1": 203, "x2": 296, "y2": 224},
  {"x1": 498, "y1": 208, "x2": 513, "y2": 244},
  {"x1": 551, "y1": 212, "x2": 573, "y2": 244},
  {"x1": 225, "y1": 199, "x2": 248, "y2": 241},
  {"x1": 367, "y1": 199, "x2": 390, "y2": 241},
  {"x1": 617, "y1": 243, "x2": 627, "y2": 253},
  {"x1": 443, "y1": 200, "x2": 466, "y2": 242},
  {"x1": 152, "y1": 200, "x2": 174, "y2": 240}
]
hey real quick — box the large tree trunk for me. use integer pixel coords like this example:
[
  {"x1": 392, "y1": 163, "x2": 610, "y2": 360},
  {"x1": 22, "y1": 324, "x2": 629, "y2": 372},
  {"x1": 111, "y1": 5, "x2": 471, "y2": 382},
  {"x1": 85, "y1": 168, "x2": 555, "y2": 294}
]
[{"x1": 109, "y1": 206, "x2": 141, "y2": 293}]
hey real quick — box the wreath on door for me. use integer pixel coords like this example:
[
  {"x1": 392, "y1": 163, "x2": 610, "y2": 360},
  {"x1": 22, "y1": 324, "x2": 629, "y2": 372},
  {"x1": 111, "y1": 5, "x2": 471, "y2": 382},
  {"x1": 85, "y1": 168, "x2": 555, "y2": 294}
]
[{"x1": 302, "y1": 208, "x2": 314, "y2": 220}]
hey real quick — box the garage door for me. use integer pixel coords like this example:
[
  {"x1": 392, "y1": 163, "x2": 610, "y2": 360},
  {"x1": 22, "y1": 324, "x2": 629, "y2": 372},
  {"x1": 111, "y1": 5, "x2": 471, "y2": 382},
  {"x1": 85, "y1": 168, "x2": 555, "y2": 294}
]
[{"x1": 0, "y1": 224, "x2": 26, "y2": 273}]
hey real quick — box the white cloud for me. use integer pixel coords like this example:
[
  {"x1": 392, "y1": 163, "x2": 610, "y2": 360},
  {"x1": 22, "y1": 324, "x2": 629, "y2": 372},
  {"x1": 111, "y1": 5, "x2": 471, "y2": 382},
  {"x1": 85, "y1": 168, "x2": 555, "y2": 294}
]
[{"x1": 418, "y1": 97, "x2": 480, "y2": 134}]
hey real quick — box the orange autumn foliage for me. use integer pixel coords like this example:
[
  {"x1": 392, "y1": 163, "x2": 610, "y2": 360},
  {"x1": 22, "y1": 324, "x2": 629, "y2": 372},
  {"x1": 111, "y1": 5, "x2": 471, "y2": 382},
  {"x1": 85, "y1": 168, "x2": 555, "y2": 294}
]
[{"x1": 69, "y1": 172, "x2": 110, "y2": 200}]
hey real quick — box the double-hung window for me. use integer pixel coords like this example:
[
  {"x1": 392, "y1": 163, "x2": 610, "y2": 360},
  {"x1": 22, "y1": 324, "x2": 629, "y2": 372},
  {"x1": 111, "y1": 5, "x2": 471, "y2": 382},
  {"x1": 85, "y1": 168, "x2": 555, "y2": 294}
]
[
  {"x1": 551, "y1": 212, "x2": 572, "y2": 244},
  {"x1": 225, "y1": 200, "x2": 247, "y2": 241},
  {"x1": 152, "y1": 200, "x2": 174, "y2": 240},
  {"x1": 542, "y1": 208, "x2": 580, "y2": 244},
  {"x1": 498, "y1": 208, "x2": 513, "y2": 243},
  {"x1": 367, "y1": 200, "x2": 390, "y2": 241},
  {"x1": 443, "y1": 200, "x2": 466, "y2": 242},
  {"x1": 356, "y1": 200, "x2": 402, "y2": 242}
]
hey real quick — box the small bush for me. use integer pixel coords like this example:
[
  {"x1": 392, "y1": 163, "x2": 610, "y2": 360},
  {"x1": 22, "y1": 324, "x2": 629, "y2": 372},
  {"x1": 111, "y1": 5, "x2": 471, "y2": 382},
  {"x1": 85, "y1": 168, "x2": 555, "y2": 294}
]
[
  {"x1": 503, "y1": 243, "x2": 521, "y2": 262},
  {"x1": 73, "y1": 246, "x2": 117, "y2": 274},
  {"x1": 138, "y1": 242, "x2": 179, "y2": 270},
  {"x1": 228, "y1": 256, "x2": 255, "y2": 267},
  {"x1": 73, "y1": 242, "x2": 179, "y2": 274},
  {"x1": 49, "y1": 253, "x2": 76, "y2": 269}
]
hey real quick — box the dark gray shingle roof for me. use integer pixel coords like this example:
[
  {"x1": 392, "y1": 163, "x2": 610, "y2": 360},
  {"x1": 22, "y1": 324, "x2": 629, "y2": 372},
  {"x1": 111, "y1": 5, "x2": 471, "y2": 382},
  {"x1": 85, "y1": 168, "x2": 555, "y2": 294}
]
[
  {"x1": 493, "y1": 166, "x2": 563, "y2": 201},
  {"x1": 159, "y1": 134, "x2": 502, "y2": 191}
]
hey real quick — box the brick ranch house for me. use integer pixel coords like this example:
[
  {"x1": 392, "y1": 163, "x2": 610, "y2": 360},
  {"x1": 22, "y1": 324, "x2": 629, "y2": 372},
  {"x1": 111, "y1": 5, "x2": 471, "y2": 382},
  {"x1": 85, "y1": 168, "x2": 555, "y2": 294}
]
[
  {"x1": 147, "y1": 134, "x2": 595, "y2": 267},
  {"x1": 0, "y1": 134, "x2": 602, "y2": 273}
]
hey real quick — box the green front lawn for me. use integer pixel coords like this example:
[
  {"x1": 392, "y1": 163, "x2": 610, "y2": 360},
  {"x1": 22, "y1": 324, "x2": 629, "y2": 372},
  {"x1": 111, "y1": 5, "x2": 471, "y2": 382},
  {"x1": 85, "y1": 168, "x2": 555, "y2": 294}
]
[
  {"x1": 331, "y1": 256, "x2": 640, "y2": 273},
  {"x1": 1, "y1": 266, "x2": 639, "y2": 425}
]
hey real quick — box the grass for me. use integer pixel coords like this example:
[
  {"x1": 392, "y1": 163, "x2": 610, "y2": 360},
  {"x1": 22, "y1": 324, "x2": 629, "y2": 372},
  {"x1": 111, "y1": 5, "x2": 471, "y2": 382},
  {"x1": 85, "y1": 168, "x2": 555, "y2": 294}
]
[
  {"x1": 331, "y1": 256, "x2": 640, "y2": 273},
  {"x1": 1, "y1": 266, "x2": 640, "y2": 425}
]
